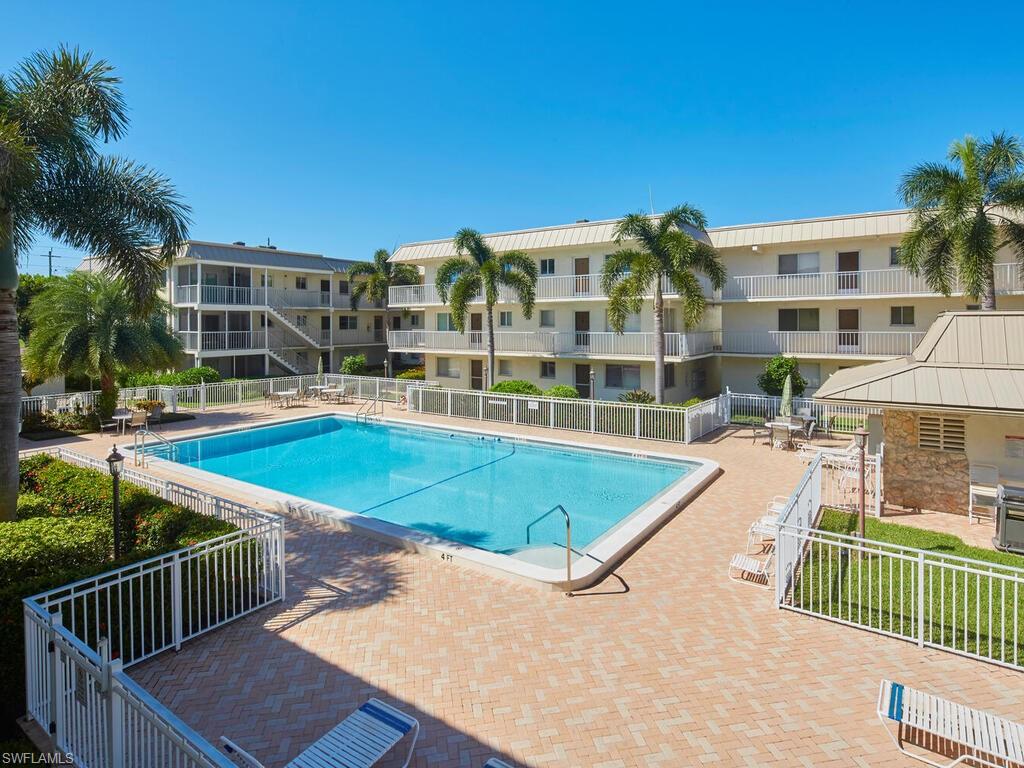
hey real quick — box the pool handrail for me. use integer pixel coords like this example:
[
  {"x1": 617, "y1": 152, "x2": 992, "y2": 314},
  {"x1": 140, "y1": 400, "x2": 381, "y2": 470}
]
[
  {"x1": 133, "y1": 427, "x2": 179, "y2": 466},
  {"x1": 525, "y1": 504, "x2": 573, "y2": 595}
]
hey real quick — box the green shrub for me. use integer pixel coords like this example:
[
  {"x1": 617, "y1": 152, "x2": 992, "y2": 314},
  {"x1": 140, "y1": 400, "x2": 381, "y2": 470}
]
[
  {"x1": 15, "y1": 493, "x2": 51, "y2": 519},
  {"x1": 618, "y1": 389, "x2": 655, "y2": 404},
  {"x1": 756, "y1": 355, "x2": 807, "y2": 397},
  {"x1": 121, "y1": 365, "x2": 222, "y2": 388},
  {"x1": 340, "y1": 354, "x2": 368, "y2": 375},
  {"x1": 681, "y1": 396, "x2": 703, "y2": 407},
  {"x1": 135, "y1": 504, "x2": 235, "y2": 551},
  {"x1": 489, "y1": 379, "x2": 543, "y2": 395},
  {"x1": 0, "y1": 516, "x2": 113, "y2": 586},
  {"x1": 395, "y1": 367, "x2": 426, "y2": 380},
  {"x1": 544, "y1": 384, "x2": 580, "y2": 399},
  {"x1": 96, "y1": 388, "x2": 119, "y2": 419}
]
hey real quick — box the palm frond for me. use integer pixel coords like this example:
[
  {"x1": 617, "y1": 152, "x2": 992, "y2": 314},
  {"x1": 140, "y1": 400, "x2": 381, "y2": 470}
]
[
  {"x1": 453, "y1": 228, "x2": 494, "y2": 266},
  {"x1": 605, "y1": 276, "x2": 645, "y2": 333},
  {"x1": 498, "y1": 270, "x2": 535, "y2": 318},
  {"x1": 613, "y1": 212, "x2": 657, "y2": 251},
  {"x1": 29, "y1": 154, "x2": 190, "y2": 311},
  {"x1": 348, "y1": 279, "x2": 368, "y2": 311},
  {"x1": 661, "y1": 203, "x2": 708, "y2": 231},
  {"x1": 435, "y1": 256, "x2": 475, "y2": 303},
  {"x1": 669, "y1": 270, "x2": 707, "y2": 328},
  {"x1": 447, "y1": 273, "x2": 481, "y2": 332},
  {"x1": 898, "y1": 163, "x2": 964, "y2": 209}
]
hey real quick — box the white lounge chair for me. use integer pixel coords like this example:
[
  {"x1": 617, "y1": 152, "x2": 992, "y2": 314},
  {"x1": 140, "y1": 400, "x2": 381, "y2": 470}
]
[
  {"x1": 221, "y1": 698, "x2": 419, "y2": 768},
  {"x1": 728, "y1": 551, "x2": 774, "y2": 589},
  {"x1": 877, "y1": 679, "x2": 1024, "y2": 768},
  {"x1": 747, "y1": 518, "x2": 776, "y2": 553}
]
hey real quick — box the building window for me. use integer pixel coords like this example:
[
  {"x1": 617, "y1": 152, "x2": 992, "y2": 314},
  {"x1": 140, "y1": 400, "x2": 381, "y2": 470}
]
[
  {"x1": 437, "y1": 313, "x2": 453, "y2": 331},
  {"x1": 890, "y1": 306, "x2": 915, "y2": 326},
  {"x1": 606, "y1": 364, "x2": 641, "y2": 389},
  {"x1": 295, "y1": 277, "x2": 307, "y2": 290},
  {"x1": 295, "y1": 314, "x2": 308, "y2": 327},
  {"x1": 540, "y1": 361, "x2": 556, "y2": 379},
  {"x1": 260, "y1": 274, "x2": 273, "y2": 288},
  {"x1": 800, "y1": 363, "x2": 821, "y2": 388},
  {"x1": 498, "y1": 359, "x2": 511, "y2": 376},
  {"x1": 688, "y1": 368, "x2": 707, "y2": 390},
  {"x1": 606, "y1": 311, "x2": 641, "y2": 332},
  {"x1": 499, "y1": 311, "x2": 513, "y2": 327},
  {"x1": 540, "y1": 309, "x2": 555, "y2": 328},
  {"x1": 338, "y1": 280, "x2": 349, "y2": 295},
  {"x1": 540, "y1": 258, "x2": 555, "y2": 275},
  {"x1": 778, "y1": 252, "x2": 819, "y2": 275},
  {"x1": 410, "y1": 315, "x2": 419, "y2": 327},
  {"x1": 890, "y1": 246, "x2": 901, "y2": 267},
  {"x1": 436, "y1": 357, "x2": 459, "y2": 378},
  {"x1": 338, "y1": 316, "x2": 357, "y2": 330},
  {"x1": 664, "y1": 363, "x2": 676, "y2": 388},
  {"x1": 966, "y1": 304, "x2": 981, "y2": 311},
  {"x1": 778, "y1": 308, "x2": 820, "y2": 332},
  {"x1": 918, "y1": 415, "x2": 966, "y2": 453}
]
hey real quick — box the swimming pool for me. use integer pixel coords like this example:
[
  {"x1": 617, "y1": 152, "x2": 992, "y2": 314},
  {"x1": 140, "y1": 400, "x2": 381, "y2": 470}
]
[{"x1": 158, "y1": 415, "x2": 719, "y2": 588}]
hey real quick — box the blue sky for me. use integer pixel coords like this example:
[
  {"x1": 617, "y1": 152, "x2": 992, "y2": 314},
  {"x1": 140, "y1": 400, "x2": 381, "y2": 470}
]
[{"x1": 6, "y1": 1, "x2": 1024, "y2": 274}]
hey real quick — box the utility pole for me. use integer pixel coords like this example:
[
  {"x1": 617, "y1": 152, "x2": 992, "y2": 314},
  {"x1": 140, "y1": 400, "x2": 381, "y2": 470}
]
[{"x1": 46, "y1": 248, "x2": 54, "y2": 276}]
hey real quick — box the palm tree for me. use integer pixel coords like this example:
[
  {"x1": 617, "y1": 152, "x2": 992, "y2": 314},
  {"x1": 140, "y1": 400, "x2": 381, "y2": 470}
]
[
  {"x1": 0, "y1": 46, "x2": 189, "y2": 520},
  {"x1": 436, "y1": 229, "x2": 537, "y2": 389},
  {"x1": 347, "y1": 248, "x2": 419, "y2": 373},
  {"x1": 899, "y1": 132, "x2": 1024, "y2": 310},
  {"x1": 602, "y1": 205, "x2": 727, "y2": 404},
  {"x1": 23, "y1": 273, "x2": 180, "y2": 413}
]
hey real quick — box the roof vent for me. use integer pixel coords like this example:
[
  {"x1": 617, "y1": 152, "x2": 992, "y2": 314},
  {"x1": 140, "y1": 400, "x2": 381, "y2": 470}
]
[
  {"x1": 575, "y1": 219, "x2": 590, "y2": 223},
  {"x1": 265, "y1": 245, "x2": 278, "y2": 250},
  {"x1": 232, "y1": 241, "x2": 246, "y2": 246}
]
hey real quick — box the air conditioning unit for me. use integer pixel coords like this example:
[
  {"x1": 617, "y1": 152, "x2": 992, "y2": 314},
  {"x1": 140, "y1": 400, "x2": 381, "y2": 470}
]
[{"x1": 994, "y1": 487, "x2": 1024, "y2": 554}]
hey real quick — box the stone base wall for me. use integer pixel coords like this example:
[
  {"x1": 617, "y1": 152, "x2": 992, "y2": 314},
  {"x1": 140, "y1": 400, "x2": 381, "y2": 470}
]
[{"x1": 883, "y1": 409, "x2": 969, "y2": 515}]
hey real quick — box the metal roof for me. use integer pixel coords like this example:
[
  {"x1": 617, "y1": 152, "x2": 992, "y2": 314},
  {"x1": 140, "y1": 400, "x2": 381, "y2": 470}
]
[
  {"x1": 181, "y1": 241, "x2": 358, "y2": 273},
  {"x1": 390, "y1": 209, "x2": 913, "y2": 262},
  {"x1": 814, "y1": 312, "x2": 1024, "y2": 415}
]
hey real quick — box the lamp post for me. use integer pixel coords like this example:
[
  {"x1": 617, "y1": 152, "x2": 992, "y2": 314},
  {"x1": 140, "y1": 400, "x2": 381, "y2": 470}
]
[
  {"x1": 106, "y1": 445, "x2": 125, "y2": 559},
  {"x1": 853, "y1": 426, "x2": 869, "y2": 540},
  {"x1": 383, "y1": 355, "x2": 390, "y2": 379},
  {"x1": 588, "y1": 369, "x2": 596, "y2": 400}
]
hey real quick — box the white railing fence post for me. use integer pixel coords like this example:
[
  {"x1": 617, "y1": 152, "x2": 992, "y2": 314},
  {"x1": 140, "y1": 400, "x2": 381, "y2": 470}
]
[
  {"x1": 589, "y1": 399, "x2": 596, "y2": 432},
  {"x1": 171, "y1": 552, "x2": 183, "y2": 651},
  {"x1": 199, "y1": 380, "x2": 206, "y2": 412},
  {"x1": 447, "y1": 389, "x2": 453, "y2": 417},
  {"x1": 236, "y1": 381, "x2": 242, "y2": 406},
  {"x1": 47, "y1": 610, "x2": 63, "y2": 745},
  {"x1": 917, "y1": 551, "x2": 926, "y2": 648},
  {"x1": 634, "y1": 404, "x2": 640, "y2": 439}
]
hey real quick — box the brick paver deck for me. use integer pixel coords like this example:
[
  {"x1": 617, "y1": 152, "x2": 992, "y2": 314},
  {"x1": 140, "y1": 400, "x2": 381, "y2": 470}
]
[{"x1": 25, "y1": 402, "x2": 1018, "y2": 767}]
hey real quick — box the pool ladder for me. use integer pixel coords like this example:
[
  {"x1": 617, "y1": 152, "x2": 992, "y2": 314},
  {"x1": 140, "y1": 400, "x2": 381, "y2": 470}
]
[
  {"x1": 355, "y1": 393, "x2": 384, "y2": 422},
  {"x1": 133, "y1": 428, "x2": 178, "y2": 467},
  {"x1": 525, "y1": 504, "x2": 573, "y2": 596}
]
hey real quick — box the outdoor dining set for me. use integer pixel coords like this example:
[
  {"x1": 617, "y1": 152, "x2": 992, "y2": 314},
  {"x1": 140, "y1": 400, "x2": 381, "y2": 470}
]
[
  {"x1": 751, "y1": 408, "x2": 836, "y2": 451},
  {"x1": 265, "y1": 383, "x2": 356, "y2": 409}
]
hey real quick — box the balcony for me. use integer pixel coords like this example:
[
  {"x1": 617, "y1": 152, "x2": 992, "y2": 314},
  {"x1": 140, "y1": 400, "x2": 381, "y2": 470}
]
[
  {"x1": 388, "y1": 330, "x2": 722, "y2": 359},
  {"x1": 721, "y1": 263, "x2": 1022, "y2": 302},
  {"x1": 388, "y1": 273, "x2": 716, "y2": 308},
  {"x1": 176, "y1": 330, "x2": 268, "y2": 352},
  {"x1": 720, "y1": 330, "x2": 925, "y2": 357},
  {"x1": 173, "y1": 285, "x2": 383, "y2": 309}
]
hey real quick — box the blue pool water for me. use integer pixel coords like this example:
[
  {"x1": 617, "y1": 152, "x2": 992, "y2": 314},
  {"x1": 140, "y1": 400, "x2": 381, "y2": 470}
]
[{"x1": 164, "y1": 417, "x2": 694, "y2": 554}]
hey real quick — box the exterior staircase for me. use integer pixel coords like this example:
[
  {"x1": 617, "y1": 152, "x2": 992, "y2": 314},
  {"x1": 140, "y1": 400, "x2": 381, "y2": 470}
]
[{"x1": 265, "y1": 305, "x2": 322, "y2": 348}]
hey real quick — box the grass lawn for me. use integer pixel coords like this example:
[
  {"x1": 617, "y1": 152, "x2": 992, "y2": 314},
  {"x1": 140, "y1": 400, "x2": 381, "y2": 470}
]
[
  {"x1": 788, "y1": 510, "x2": 1024, "y2": 667},
  {"x1": 20, "y1": 412, "x2": 196, "y2": 441}
]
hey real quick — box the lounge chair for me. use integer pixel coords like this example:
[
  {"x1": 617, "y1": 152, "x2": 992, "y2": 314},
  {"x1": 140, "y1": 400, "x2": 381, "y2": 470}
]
[
  {"x1": 728, "y1": 551, "x2": 774, "y2": 589},
  {"x1": 221, "y1": 698, "x2": 419, "y2": 768},
  {"x1": 484, "y1": 760, "x2": 515, "y2": 768},
  {"x1": 747, "y1": 517, "x2": 777, "y2": 553},
  {"x1": 877, "y1": 679, "x2": 1024, "y2": 768}
]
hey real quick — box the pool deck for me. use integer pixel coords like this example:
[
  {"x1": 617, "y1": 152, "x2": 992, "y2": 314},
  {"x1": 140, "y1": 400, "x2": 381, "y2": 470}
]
[{"x1": 21, "y1": 402, "x2": 1017, "y2": 766}]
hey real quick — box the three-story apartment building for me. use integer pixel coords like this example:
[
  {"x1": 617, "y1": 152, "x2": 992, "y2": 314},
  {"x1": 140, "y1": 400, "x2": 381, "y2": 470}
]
[
  {"x1": 386, "y1": 210, "x2": 1024, "y2": 399},
  {"x1": 161, "y1": 240, "x2": 423, "y2": 377}
]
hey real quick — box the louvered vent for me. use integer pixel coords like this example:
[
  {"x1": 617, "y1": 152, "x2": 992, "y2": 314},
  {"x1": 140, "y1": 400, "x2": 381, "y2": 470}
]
[{"x1": 918, "y1": 415, "x2": 966, "y2": 453}]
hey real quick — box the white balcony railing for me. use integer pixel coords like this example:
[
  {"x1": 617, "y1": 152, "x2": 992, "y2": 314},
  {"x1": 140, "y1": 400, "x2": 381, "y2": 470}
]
[
  {"x1": 176, "y1": 330, "x2": 267, "y2": 352},
  {"x1": 388, "y1": 274, "x2": 715, "y2": 307},
  {"x1": 721, "y1": 263, "x2": 1023, "y2": 301},
  {"x1": 720, "y1": 330, "x2": 925, "y2": 357},
  {"x1": 173, "y1": 285, "x2": 383, "y2": 309},
  {"x1": 388, "y1": 330, "x2": 722, "y2": 358}
]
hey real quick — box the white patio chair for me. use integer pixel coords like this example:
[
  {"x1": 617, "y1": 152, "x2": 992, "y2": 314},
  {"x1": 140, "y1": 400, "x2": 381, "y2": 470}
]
[
  {"x1": 221, "y1": 698, "x2": 419, "y2": 768},
  {"x1": 769, "y1": 424, "x2": 792, "y2": 451},
  {"x1": 728, "y1": 551, "x2": 774, "y2": 589},
  {"x1": 877, "y1": 679, "x2": 1024, "y2": 768},
  {"x1": 766, "y1": 495, "x2": 789, "y2": 516},
  {"x1": 969, "y1": 463, "x2": 1000, "y2": 525},
  {"x1": 747, "y1": 518, "x2": 777, "y2": 553}
]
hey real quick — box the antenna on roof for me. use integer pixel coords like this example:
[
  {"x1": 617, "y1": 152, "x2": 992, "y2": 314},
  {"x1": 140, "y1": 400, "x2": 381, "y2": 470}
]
[{"x1": 648, "y1": 185, "x2": 655, "y2": 215}]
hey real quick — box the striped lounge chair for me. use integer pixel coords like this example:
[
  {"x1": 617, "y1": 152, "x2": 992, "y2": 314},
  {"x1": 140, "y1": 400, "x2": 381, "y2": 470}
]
[
  {"x1": 221, "y1": 698, "x2": 419, "y2": 768},
  {"x1": 877, "y1": 679, "x2": 1024, "y2": 768}
]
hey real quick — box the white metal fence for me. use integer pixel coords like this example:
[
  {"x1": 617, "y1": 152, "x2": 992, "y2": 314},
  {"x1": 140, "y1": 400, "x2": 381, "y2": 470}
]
[
  {"x1": 728, "y1": 390, "x2": 879, "y2": 433},
  {"x1": 407, "y1": 386, "x2": 730, "y2": 443},
  {"x1": 21, "y1": 447, "x2": 284, "y2": 766},
  {"x1": 774, "y1": 453, "x2": 1024, "y2": 671}
]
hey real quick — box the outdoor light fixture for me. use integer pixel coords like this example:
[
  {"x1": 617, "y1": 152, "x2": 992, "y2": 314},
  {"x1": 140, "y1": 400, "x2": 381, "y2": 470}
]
[
  {"x1": 853, "y1": 427, "x2": 869, "y2": 540},
  {"x1": 106, "y1": 445, "x2": 125, "y2": 559},
  {"x1": 588, "y1": 369, "x2": 596, "y2": 400}
]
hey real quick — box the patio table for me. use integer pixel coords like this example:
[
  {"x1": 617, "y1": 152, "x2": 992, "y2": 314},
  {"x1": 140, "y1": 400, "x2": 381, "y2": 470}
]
[
  {"x1": 765, "y1": 421, "x2": 803, "y2": 450},
  {"x1": 112, "y1": 413, "x2": 132, "y2": 435},
  {"x1": 275, "y1": 389, "x2": 299, "y2": 407}
]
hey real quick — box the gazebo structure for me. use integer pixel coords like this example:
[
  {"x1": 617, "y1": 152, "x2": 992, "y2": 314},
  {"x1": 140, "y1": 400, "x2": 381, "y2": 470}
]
[{"x1": 814, "y1": 311, "x2": 1024, "y2": 515}]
